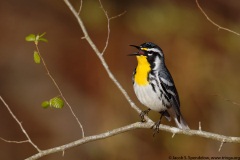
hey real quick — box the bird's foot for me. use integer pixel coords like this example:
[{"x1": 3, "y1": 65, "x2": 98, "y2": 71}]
[
  {"x1": 139, "y1": 109, "x2": 151, "y2": 122},
  {"x1": 151, "y1": 119, "x2": 161, "y2": 137}
]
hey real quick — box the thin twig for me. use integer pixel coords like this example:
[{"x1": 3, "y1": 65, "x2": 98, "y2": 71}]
[
  {"x1": 218, "y1": 140, "x2": 225, "y2": 152},
  {"x1": 213, "y1": 94, "x2": 240, "y2": 107},
  {"x1": 196, "y1": 0, "x2": 240, "y2": 36},
  {"x1": 109, "y1": 11, "x2": 127, "y2": 20},
  {"x1": 98, "y1": 0, "x2": 110, "y2": 55},
  {"x1": 35, "y1": 44, "x2": 85, "y2": 137},
  {"x1": 0, "y1": 96, "x2": 41, "y2": 152},
  {"x1": 199, "y1": 121, "x2": 202, "y2": 131},
  {"x1": 0, "y1": 137, "x2": 29, "y2": 144},
  {"x1": 77, "y1": 0, "x2": 83, "y2": 15}
]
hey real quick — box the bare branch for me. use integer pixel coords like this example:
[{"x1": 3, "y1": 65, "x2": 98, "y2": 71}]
[
  {"x1": 196, "y1": 0, "x2": 240, "y2": 36},
  {"x1": 25, "y1": 122, "x2": 147, "y2": 160},
  {"x1": 99, "y1": 0, "x2": 126, "y2": 55},
  {"x1": 0, "y1": 96, "x2": 41, "y2": 152},
  {"x1": 26, "y1": 121, "x2": 240, "y2": 159},
  {"x1": 35, "y1": 45, "x2": 85, "y2": 137}
]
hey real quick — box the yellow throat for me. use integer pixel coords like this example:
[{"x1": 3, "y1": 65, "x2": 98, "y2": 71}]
[{"x1": 134, "y1": 55, "x2": 151, "y2": 86}]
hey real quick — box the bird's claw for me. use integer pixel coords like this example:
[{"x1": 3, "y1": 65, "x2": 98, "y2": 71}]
[
  {"x1": 139, "y1": 109, "x2": 151, "y2": 122},
  {"x1": 151, "y1": 120, "x2": 161, "y2": 137},
  {"x1": 140, "y1": 111, "x2": 146, "y2": 122}
]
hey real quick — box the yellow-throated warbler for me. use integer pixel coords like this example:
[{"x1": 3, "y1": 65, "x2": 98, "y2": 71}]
[{"x1": 129, "y1": 42, "x2": 189, "y2": 134}]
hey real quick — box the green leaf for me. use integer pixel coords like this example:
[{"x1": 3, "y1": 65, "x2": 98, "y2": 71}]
[
  {"x1": 41, "y1": 101, "x2": 50, "y2": 108},
  {"x1": 33, "y1": 51, "x2": 41, "y2": 64},
  {"x1": 49, "y1": 97, "x2": 64, "y2": 109},
  {"x1": 41, "y1": 97, "x2": 64, "y2": 109},
  {"x1": 25, "y1": 34, "x2": 36, "y2": 42},
  {"x1": 38, "y1": 37, "x2": 48, "y2": 42}
]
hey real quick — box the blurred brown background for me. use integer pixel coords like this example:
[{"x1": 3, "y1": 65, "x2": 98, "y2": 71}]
[{"x1": 1, "y1": 0, "x2": 240, "y2": 159}]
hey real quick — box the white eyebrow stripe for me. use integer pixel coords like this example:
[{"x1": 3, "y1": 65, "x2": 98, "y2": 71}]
[
  {"x1": 146, "y1": 48, "x2": 161, "y2": 53},
  {"x1": 146, "y1": 48, "x2": 163, "y2": 57}
]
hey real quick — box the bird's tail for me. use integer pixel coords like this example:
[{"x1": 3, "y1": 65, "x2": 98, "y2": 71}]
[{"x1": 174, "y1": 114, "x2": 189, "y2": 130}]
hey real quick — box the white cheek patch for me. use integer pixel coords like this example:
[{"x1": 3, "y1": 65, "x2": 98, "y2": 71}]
[{"x1": 153, "y1": 56, "x2": 161, "y2": 70}]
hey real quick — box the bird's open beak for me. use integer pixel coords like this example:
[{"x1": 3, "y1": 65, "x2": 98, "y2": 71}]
[
  {"x1": 129, "y1": 45, "x2": 140, "y2": 49},
  {"x1": 128, "y1": 52, "x2": 139, "y2": 56},
  {"x1": 128, "y1": 45, "x2": 141, "y2": 56}
]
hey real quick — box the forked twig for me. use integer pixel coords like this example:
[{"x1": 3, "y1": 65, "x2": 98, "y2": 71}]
[
  {"x1": 0, "y1": 96, "x2": 41, "y2": 152},
  {"x1": 99, "y1": 0, "x2": 126, "y2": 55}
]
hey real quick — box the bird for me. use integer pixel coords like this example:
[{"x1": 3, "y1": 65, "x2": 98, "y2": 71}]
[{"x1": 129, "y1": 42, "x2": 189, "y2": 135}]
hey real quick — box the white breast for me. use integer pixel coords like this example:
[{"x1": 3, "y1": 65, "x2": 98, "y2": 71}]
[{"x1": 133, "y1": 83, "x2": 167, "y2": 112}]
